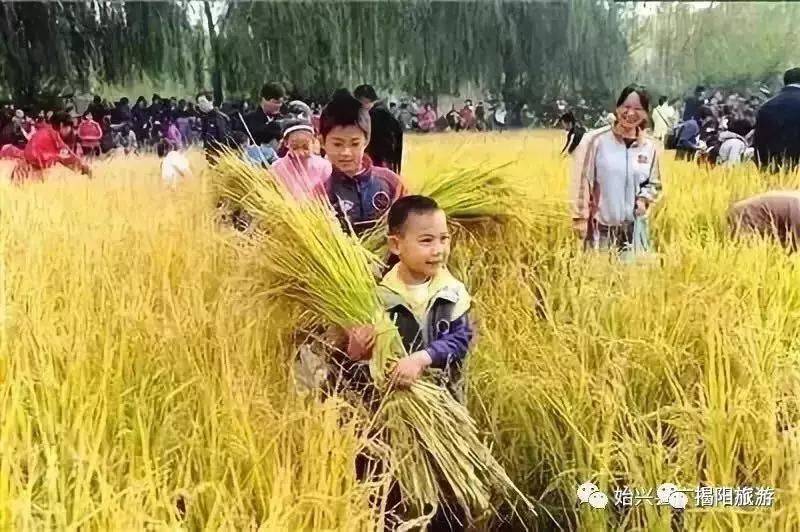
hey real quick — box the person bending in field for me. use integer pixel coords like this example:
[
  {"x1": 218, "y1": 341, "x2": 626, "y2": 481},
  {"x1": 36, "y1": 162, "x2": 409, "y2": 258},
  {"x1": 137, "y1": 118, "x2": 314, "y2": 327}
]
[
  {"x1": 342, "y1": 195, "x2": 474, "y2": 532},
  {"x1": 314, "y1": 90, "x2": 407, "y2": 237},
  {"x1": 11, "y1": 111, "x2": 91, "y2": 183},
  {"x1": 727, "y1": 190, "x2": 800, "y2": 252},
  {"x1": 559, "y1": 111, "x2": 585, "y2": 156}
]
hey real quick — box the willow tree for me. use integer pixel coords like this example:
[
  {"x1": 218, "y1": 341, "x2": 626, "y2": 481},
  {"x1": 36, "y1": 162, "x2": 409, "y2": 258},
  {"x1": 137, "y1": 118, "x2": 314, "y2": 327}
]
[
  {"x1": 631, "y1": 2, "x2": 800, "y2": 96},
  {"x1": 217, "y1": 0, "x2": 629, "y2": 106},
  {"x1": 0, "y1": 1, "x2": 195, "y2": 103}
]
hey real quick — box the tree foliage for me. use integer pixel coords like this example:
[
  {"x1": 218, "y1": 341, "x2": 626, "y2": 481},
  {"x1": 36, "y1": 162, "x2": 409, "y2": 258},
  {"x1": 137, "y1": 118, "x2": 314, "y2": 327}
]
[
  {"x1": 0, "y1": 1, "x2": 194, "y2": 102},
  {"x1": 1, "y1": 1, "x2": 800, "y2": 107},
  {"x1": 218, "y1": 0, "x2": 630, "y2": 105}
]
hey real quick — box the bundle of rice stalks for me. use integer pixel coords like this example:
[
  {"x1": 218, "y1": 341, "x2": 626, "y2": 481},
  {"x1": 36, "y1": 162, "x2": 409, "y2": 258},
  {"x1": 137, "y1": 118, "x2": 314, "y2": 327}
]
[
  {"x1": 360, "y1": 162, "x2": 550, "y2": 259},
  {"x1": 222, "y1": 157, "x2": 534, "y2": 527},
  {"x1": 210, "y1": 151, "x2": 270, "y2": 221}
]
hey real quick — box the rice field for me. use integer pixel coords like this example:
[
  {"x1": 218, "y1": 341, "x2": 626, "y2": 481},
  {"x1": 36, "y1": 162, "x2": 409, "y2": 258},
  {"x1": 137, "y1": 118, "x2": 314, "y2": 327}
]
[{"x1": 2, "y1": 130, "x2": 800, "y2": 531}]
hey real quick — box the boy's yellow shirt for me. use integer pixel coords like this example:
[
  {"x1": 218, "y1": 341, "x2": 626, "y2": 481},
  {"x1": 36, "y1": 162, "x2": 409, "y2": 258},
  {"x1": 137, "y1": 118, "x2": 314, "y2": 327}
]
[{"x1": 379, "y1": 264, "x2": 471, "y2": 322}]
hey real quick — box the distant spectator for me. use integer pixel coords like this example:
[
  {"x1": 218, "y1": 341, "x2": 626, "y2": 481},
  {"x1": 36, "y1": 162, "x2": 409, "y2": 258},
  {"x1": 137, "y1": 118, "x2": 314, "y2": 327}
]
[
  {"x1": 652, "y1": 96, "x2": 677, "y2": 142},
  {"x1": 559, "y1": 112, "x2": 585, "y2": 156},
  {"x1": 77, "y1": 111, "x2": 103, "y2": 157},
  {"x1": 354, "y1": 84, "x2": 404, "y2": 173},
  {"x1": 717, "y1": 118, "x2": 752, "y2": 166},
  {"x1": 754, "y1": 67, "x2": 800, "y2": 173},
  {"x1": 682, "y1": 85, "x2": 706, "y2": 121},
  {"x1": 418, "y1": 103, "x2": 437, "y2": 133}
]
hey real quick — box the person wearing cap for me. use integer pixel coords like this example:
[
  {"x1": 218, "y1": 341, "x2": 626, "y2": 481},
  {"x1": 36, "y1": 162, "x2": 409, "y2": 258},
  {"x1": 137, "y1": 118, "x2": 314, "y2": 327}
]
[
  {"x1": 271, "y1": 120, "x2": 332, "y2": 201},
  {"x1": 754, "y1": 67, "x2": 800, "y2": 173},
  {"x1": 354, "y1": 84, "x2": 404, "y2": 173}
]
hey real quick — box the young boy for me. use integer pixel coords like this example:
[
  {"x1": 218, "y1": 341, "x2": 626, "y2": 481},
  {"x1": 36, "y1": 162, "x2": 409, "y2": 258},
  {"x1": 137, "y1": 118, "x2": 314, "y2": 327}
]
[
  {"x1": 344, "y1": 195, "x2": 474, "y2": 531},
  {"x1": 315, "y1": 90, "x2": 407, "y2": 237}
]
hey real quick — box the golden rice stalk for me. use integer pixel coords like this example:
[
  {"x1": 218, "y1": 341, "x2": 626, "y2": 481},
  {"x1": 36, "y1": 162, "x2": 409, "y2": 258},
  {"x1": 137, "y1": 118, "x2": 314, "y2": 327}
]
[
  {"x1": 359, "y1": 162, "x2": 536, "y2": 257},
  {"x1": 221, "y1": 157, "x2": 534, "y2": 525}
]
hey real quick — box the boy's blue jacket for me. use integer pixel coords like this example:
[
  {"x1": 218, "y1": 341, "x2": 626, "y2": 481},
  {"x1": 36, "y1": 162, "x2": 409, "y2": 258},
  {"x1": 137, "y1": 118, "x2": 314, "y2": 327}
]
[
  {"x1": 319, "y1": 155, "x2": 406, "y2": 237},
  {"x1": 377, "y1": 264, "x2": 474, "y2": 403}
]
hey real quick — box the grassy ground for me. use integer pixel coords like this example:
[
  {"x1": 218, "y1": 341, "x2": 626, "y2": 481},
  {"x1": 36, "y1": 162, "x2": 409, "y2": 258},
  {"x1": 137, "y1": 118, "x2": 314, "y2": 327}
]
[{"x1": 2, "y1": 130, "x2": 800, "y2": 531}]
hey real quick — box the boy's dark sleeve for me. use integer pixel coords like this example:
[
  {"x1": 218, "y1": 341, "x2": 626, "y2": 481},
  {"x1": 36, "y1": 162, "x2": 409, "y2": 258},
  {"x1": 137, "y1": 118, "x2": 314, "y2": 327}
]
[{"x1": 424, "y1": 313, "x2": 474, "y2": 369}]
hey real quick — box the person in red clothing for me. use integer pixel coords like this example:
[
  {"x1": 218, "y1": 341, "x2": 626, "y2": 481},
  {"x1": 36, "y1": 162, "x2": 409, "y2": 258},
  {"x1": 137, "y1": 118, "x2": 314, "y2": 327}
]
[
  {"x1": 11, "y1": 111, "x2": 91, "y2": 184},
  {"x1": 77, "y1": 110, "x2": 103, "y2": 157}
]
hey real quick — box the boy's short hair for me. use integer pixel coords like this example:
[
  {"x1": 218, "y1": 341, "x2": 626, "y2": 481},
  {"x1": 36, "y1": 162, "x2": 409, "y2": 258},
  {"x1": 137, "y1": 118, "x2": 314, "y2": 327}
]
[
  {"x1": 320, "y1": 89, "x2": 371, "y2": 139},
  {"x1": 261, "y1": 82, "x2": 286, "y2": 101},
  {"x1": 353, "y1": 84, "x2": 378, "y2": 103},
  {"x1": 388, "y1": 195, "x2": 441, "y2": 235}
]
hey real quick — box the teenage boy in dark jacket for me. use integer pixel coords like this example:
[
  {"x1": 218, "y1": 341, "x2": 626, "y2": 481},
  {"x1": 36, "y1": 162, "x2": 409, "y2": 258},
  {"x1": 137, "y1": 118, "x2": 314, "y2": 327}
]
[{"x1": 314, "y1": 89, "x2": 407, "y2": 237}]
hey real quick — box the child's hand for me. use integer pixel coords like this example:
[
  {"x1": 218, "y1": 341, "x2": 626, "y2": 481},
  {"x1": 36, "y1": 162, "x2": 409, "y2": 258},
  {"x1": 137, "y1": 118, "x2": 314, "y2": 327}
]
[
  {"x1": 391, "y1": 351, "x2": 432, "y2": 388},
  {"x1": 345, "y1": 325, "x2": 375, "y2": 362}
]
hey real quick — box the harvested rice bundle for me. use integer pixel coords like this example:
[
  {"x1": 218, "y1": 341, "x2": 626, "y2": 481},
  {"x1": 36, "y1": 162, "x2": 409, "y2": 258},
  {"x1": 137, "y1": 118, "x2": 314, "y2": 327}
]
[
  {"x1": 358, "y1": 162, "x2": 532, "y2": 255},
  {"x1": 226, "y1": 159, "x2": 534, "y2": 526}
]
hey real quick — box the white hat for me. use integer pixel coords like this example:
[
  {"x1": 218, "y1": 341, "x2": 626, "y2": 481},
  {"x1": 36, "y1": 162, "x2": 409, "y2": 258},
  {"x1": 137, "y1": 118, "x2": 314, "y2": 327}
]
[{"x1": 282, "y1": 121, "x2": 314, "y2": 139}]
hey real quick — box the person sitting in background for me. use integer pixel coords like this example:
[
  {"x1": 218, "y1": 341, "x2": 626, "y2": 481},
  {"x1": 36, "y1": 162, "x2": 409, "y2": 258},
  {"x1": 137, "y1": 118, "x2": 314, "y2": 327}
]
[
  {"x1": 77, "y1": 111, "x2": 103, "y2": 157},
  {"x1": 559, "y1": 111, "x2": 585, "y2": 156},
  {"x1": 112, "y1": 123, "x2": 138, "y2": 155},
  {"x1": 728, "y1": 191, "x2": 800, "y2": 252},
  {"x1": 417, "y1": 104, "x2": 437, "y2": 133},
  {"x1": 271, "y1": 120, "x2": 332, "y2": 201},
  {"x1": 717, "y1": 118, "x2": 752, "y2": 166},
  {"x1": 159, "y1": 138, "x2": 190, "y2": 189}
]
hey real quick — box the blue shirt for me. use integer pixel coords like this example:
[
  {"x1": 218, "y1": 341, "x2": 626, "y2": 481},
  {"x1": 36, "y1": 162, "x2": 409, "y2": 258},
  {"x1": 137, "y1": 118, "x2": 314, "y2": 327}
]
[{"x1": 244, "y1": 145, "x2": 278, "y2": 166}]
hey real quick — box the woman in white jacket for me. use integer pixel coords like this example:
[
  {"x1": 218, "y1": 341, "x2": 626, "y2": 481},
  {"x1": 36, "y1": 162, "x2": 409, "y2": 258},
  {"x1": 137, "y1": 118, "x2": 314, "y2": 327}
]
[{"x1": 570, "y1": 85, "x2": 663, "y2": 253}]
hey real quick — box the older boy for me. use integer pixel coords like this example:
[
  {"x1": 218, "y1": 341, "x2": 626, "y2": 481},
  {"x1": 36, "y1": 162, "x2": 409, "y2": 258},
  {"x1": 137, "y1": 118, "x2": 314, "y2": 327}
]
[{"x1": 315, "y1": 90, "x2": 407, "y2": 237}]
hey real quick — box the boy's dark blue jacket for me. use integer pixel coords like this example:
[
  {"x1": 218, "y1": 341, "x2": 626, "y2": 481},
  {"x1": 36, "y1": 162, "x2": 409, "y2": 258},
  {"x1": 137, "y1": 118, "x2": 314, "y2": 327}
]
[
  {"x1": 377, "y1": 264, "x2": 474, "y2": 403},
  {"x1": 329, "y1": 265, "x2": 474, "y2": 404},
  {"x1": 316, "y1": 155, "x2": 406, "y2": 237}
]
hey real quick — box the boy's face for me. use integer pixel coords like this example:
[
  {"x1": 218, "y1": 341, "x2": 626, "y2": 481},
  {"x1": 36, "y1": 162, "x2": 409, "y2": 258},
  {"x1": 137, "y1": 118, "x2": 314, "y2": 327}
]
[
  {"x1": 389, "y1": 210, "x2": 450, "y2": 281},
  {"x1": 323, "y1": 125, "x2": 367, "y2": 176}
]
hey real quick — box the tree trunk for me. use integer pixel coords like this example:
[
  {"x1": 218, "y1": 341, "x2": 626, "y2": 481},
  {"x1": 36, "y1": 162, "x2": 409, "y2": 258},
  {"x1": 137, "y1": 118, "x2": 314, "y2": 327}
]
[{"x1": 204, "y1": 0, "x2": 224, "y2": 106}]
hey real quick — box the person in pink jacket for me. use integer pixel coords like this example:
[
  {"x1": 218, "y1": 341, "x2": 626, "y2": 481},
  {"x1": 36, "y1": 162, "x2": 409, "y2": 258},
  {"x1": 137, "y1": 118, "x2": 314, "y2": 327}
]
[
  {"x1": 271, "y1": 120, "x2": 332, "y2": 201},
  {"x1": 77, "y1": 111, "x2": 103, "y2": 157}
]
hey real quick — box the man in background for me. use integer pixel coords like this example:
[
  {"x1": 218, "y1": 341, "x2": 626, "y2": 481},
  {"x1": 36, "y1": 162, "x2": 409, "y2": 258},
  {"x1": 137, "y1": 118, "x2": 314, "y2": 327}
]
[
  {"x1": 683, "y1": 86, "x2": 706, "y2": 122},
  {"x1": 354, "y1": 84, "x2": 404, "y2": 173},
  {"x1": 753, "y1": 67, "x2": 800, "y2": 173}
]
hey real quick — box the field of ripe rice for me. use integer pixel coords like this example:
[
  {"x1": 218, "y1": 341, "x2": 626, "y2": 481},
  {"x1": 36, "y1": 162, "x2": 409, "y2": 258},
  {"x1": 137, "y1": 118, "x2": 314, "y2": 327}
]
[{"x1": 2, "y1": 130, "x2": 800, "y2": 531}]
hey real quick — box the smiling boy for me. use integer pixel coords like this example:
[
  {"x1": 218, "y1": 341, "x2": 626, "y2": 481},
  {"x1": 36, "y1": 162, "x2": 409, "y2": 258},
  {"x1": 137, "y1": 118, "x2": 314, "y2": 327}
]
[
  {"x1": 315, "y1": 90, "x2": 407, "y2": 236},
  {"x1": 344, "y1": 195, "x2": 473, "y2": 531}
]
